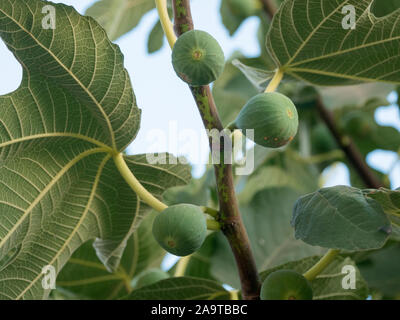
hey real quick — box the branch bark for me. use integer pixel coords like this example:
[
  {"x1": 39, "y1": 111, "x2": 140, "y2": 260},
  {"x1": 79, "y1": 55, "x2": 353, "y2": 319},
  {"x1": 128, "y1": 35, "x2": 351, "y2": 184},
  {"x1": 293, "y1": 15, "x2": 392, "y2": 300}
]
[
  {"x1": 172, "y1": 0, "x2": 261, "y2": 300},
  {"x1": 261, "y1": 0, "x2": 384, "y2": 189},
  {"x1": 260, "y1": 0, "x2": 277, "y2": 19},
  {"x1": 315, "y1": 98, "x2": 384, "y2": 189}
]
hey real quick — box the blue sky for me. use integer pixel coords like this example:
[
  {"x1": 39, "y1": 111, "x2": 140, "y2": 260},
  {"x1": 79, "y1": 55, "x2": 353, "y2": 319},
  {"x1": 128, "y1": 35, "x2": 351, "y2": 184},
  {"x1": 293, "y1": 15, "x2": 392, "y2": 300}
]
[{"x1": 0, "y1": 0, "x2": 399, "y2": 187}]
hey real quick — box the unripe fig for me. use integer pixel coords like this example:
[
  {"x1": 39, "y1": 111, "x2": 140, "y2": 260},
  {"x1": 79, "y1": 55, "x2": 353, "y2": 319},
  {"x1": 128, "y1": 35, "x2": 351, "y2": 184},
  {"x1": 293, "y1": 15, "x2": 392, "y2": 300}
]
[
  {"x1": 135, "y1": 268, "x2": 170, "y2": 288},
  {"x1": 311, "y1": 123, "x2": 337, "y2": 154},
  {"x1": 343, "y1": 112, "x2": 374, "y2": 137},
  {"x1": 228, "y1": 0, "x2": 259, "y2": 18},
  {"x1": 260, "y1": 270, "x2": 313, "y2": 300},
  {"x1": 172, "y1": 30, "x2": 225, "y2": 86},
  {"x1": 152, "y1": 204, "x2": 207, "y2": 256},
  {"x1": 232, "y1": 92, "x2": 299, "y2": 148}
]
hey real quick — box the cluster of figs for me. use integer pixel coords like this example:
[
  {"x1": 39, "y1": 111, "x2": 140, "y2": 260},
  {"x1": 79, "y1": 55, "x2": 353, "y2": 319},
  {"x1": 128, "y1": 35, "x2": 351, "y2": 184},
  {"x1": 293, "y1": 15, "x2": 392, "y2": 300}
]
[{"x1": 150, "y1": 30, "x2": 309, "y2": 299}]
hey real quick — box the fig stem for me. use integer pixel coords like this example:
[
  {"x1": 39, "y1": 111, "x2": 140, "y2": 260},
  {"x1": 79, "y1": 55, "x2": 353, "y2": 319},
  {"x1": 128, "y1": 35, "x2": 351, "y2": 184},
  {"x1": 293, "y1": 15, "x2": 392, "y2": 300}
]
[
  {"x1": 200, "y1": 206, "x2": 219, "y2": 218},
  {"x1": 303, "y1": 249, "x2": 340, "y2": 281},
  {"x1": 265, "y1": 68, "x2": 284, "y2": 93},
  {"x1": 225, "y1": 121, "x2": 238, "y2": 131},
  {"x1": 206, "y1": 219, "x2": 221, "y2": 231},
  {"x1": 174, "y1": 255, "x2": 191, "y2": 277},
  {"x1": 155, "y1": 0, "x2": 177, "y2": 48},
  {"x1": 113, "y1": 153, "x2": 168, "y2": 212},
  {"x1": 230, "y1": 290, "x2": 240, "y2": 300},
  {"x1": 169, "y1": 0, "x2": 262, "y2": 300}
]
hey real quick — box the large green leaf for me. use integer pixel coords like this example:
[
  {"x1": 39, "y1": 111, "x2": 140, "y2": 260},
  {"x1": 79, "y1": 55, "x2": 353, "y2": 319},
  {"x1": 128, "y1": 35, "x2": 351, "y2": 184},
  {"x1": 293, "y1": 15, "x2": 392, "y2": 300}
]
[
  {"x1": 260, "y1": 255, "x2": 369, "y2": 300},
  {"x1": 292, "y1": 186, "x2": 391, "y2": 251},
  {"x1": 122, "y1": 277, "x2": 231, "y2": 300},
  {"x1": 0, "y1": 0, "x2": 190, "y2": 299},
  {"x1": 86, "y1": 0, "x2": 155, "y2": 41},
  {"x1": 363, "y1": 188, "x2": 400, "y2": 216},
  {"x1": 211, "y1": 187, "x2": 324, "y2": 288},
  {"x1": 371, "y1": 0, "x2": 400, "y2": 17},
  {"x1": 363, "y1": 188, "x2": 400, "y2": 232},
  {"x1": 358, "y1": 242, "x2": 400, "y2": 297},
  {"x1": 267, "y1": 0, "x2": 400, "y2": 85},
  {"x1": 55, "y1": 212, "x2": 164, "y2": 300}
]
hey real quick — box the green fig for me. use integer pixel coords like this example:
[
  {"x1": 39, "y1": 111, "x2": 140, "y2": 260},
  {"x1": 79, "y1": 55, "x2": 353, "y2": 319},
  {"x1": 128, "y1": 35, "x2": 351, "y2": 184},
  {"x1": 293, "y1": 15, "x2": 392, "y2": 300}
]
[
  {"x1": 232, "y1": 92, "x2": 299, "y2": 148},
  {"x1": 172, "y1": 30, "x2": 225, "y2": 86},
  {"x1": 260, "y1": 270, "x2": 313, "y2": 300},
  {"x1": 152, "y1": 204, "x2": 207, "y2": 256},
  {"x1": 135, "y1": 268, "x2": 170, "y2": 288},
  {"x1": 342, "y1": 111, "x2": 374, "y2": 137},
  {"x1": 311, "y1": 123, "x2": 337, "y2": 154}
]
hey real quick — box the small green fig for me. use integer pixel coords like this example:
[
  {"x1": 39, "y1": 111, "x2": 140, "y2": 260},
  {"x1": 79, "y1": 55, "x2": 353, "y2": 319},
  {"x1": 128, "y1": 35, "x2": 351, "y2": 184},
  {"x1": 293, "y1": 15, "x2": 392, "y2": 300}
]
[
  {"x1": 152, "y1": 204, "x2": 207, "y2": 256},
  {"x1": 311, "y1": 123, "x2": 337, "y2": 154},
  {"x1": 135, "y1": 268, "x2": 170, "y2": 288},
  {"x1": 172, "y1": 30, "x2": 225, "y2": 86},
  {"x1": 232, "y1": 92, "x2": 299, "y2": 148},
  {"x1": 343, "y1": 112, "x2": 374, "y2": 137},
  {"x1": 261, "y1": 270, "x2": 313, "y2": 300}
]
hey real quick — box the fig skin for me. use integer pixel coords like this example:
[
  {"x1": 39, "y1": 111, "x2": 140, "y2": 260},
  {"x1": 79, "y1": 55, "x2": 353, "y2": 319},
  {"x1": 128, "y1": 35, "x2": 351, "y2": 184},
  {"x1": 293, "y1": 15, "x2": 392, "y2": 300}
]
[
  {"x1": 260, "y1": 270, "x2": 313, "y2": 300},
  {"x1": 343, "y1": 111, "x2": 374, "y2": 137},
  {"x1": 135, "y1": 269, "x2": 170, "y2": 288},
  {"x1": 152, "y1": 204, "x2": 207, "y2": 256},
  {"x1": 172, "y1": 30, "x2": 225, "y2": 86},
  {"x1": 311, "y1": 123, "x2": 337, "y2": 154},
  {"x1": 233, "y1": 92, "x2": 299, "y2": 148}
]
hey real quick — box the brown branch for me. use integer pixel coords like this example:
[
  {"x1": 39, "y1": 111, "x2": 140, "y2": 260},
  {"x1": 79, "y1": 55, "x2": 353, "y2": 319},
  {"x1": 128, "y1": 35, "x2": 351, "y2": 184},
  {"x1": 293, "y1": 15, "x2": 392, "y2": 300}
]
[
  {"x1": 261, "y1": 0, "x2": 384, "y2": 189},
  {"x1": 172, "y1": 0, "x2": 261, "y2": 300},
  {"x1": 315, "y1": 98, "x2": 384, "y2": 189},
  {"x1": 260, "y1": 0, "x2": 277, "y2": 19}
]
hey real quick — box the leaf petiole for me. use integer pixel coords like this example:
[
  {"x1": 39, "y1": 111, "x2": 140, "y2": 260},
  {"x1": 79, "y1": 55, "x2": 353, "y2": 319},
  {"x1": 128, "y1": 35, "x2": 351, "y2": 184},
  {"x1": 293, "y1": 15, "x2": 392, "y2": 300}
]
[
  {"x1": 206, "y1": 219, "x2": 221, "y2": 231},
  {"x1": 113, "y1": 152, "x2": 168, "y2": 212},
  {"x1": 174, "y1": 255, "x2": 191, "y2": 277},
  {"x1": 201, "y1": 206, "x2": 219, "y2": 218},
  {"x1": 155, "y1": 0, "x2": 177, "y2": 48},
  {"x1": 303, "y1": 249, "x2": 340, "y2": 281},
  {"x1": 264, "y1": 68, "x2": 284, "y2": 93}
]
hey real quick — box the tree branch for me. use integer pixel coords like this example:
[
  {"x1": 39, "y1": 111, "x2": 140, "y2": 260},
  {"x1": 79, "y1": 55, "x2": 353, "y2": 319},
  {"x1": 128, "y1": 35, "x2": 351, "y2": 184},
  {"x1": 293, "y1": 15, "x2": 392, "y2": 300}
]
[
  {"x1": 315, "y1": 98, "x2": 384, "y2": 189},
  {"x1": 172, "y1": 0, "x2": 261, "y2": 300},
  {"x1": 261, "y1": 0, "x2": 384, "y2": 189},
  {"x1": 260, "y1": 0, "x2": 277, "y2": 19}
]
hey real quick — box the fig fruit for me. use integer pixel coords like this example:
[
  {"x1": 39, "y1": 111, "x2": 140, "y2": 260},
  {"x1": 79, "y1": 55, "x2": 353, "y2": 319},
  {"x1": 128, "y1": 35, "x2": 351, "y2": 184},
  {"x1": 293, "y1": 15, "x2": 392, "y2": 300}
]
[
  {"x1": 343, "y1": 111, "x2": 374, "y2": 137},
  {"x1": 311, "y1": 123, "x2": 337, "y2": 154},
  {"x1": 232, "y1": 92, "x2": 299, "y2": 148},
  {"x1": 260, "y1": 270, "x2": 313, "y2": 300},
  {"x1": 172, "y1": 30, "x2": 225, "y2": 86},
  {"x1": 152, "y1": 204, "x2": 207, "y2": 256},
  {"x1": 135, "y1": 268, "x2": 170, "y2": 288}
]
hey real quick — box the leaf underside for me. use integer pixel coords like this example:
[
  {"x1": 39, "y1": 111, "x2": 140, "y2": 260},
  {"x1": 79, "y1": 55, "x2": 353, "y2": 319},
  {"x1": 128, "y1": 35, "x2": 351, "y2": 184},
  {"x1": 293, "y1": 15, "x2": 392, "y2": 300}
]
[
  {"x1": 0, "y1": 0, "x2": 190, "y2": 300},
  {"x1": 292, "y1": 186, "x2": 391, "y2": 251},
  {"x1": 266, "y1": 0, "x2": 400, "y2": 86}
]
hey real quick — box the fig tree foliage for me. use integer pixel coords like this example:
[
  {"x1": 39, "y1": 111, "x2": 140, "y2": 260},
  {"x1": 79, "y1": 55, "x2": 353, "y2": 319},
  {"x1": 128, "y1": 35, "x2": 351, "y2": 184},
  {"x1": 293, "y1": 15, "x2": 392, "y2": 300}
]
[{"x1": 0, "y1": 0, "x2": 399, "y2": 301}]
